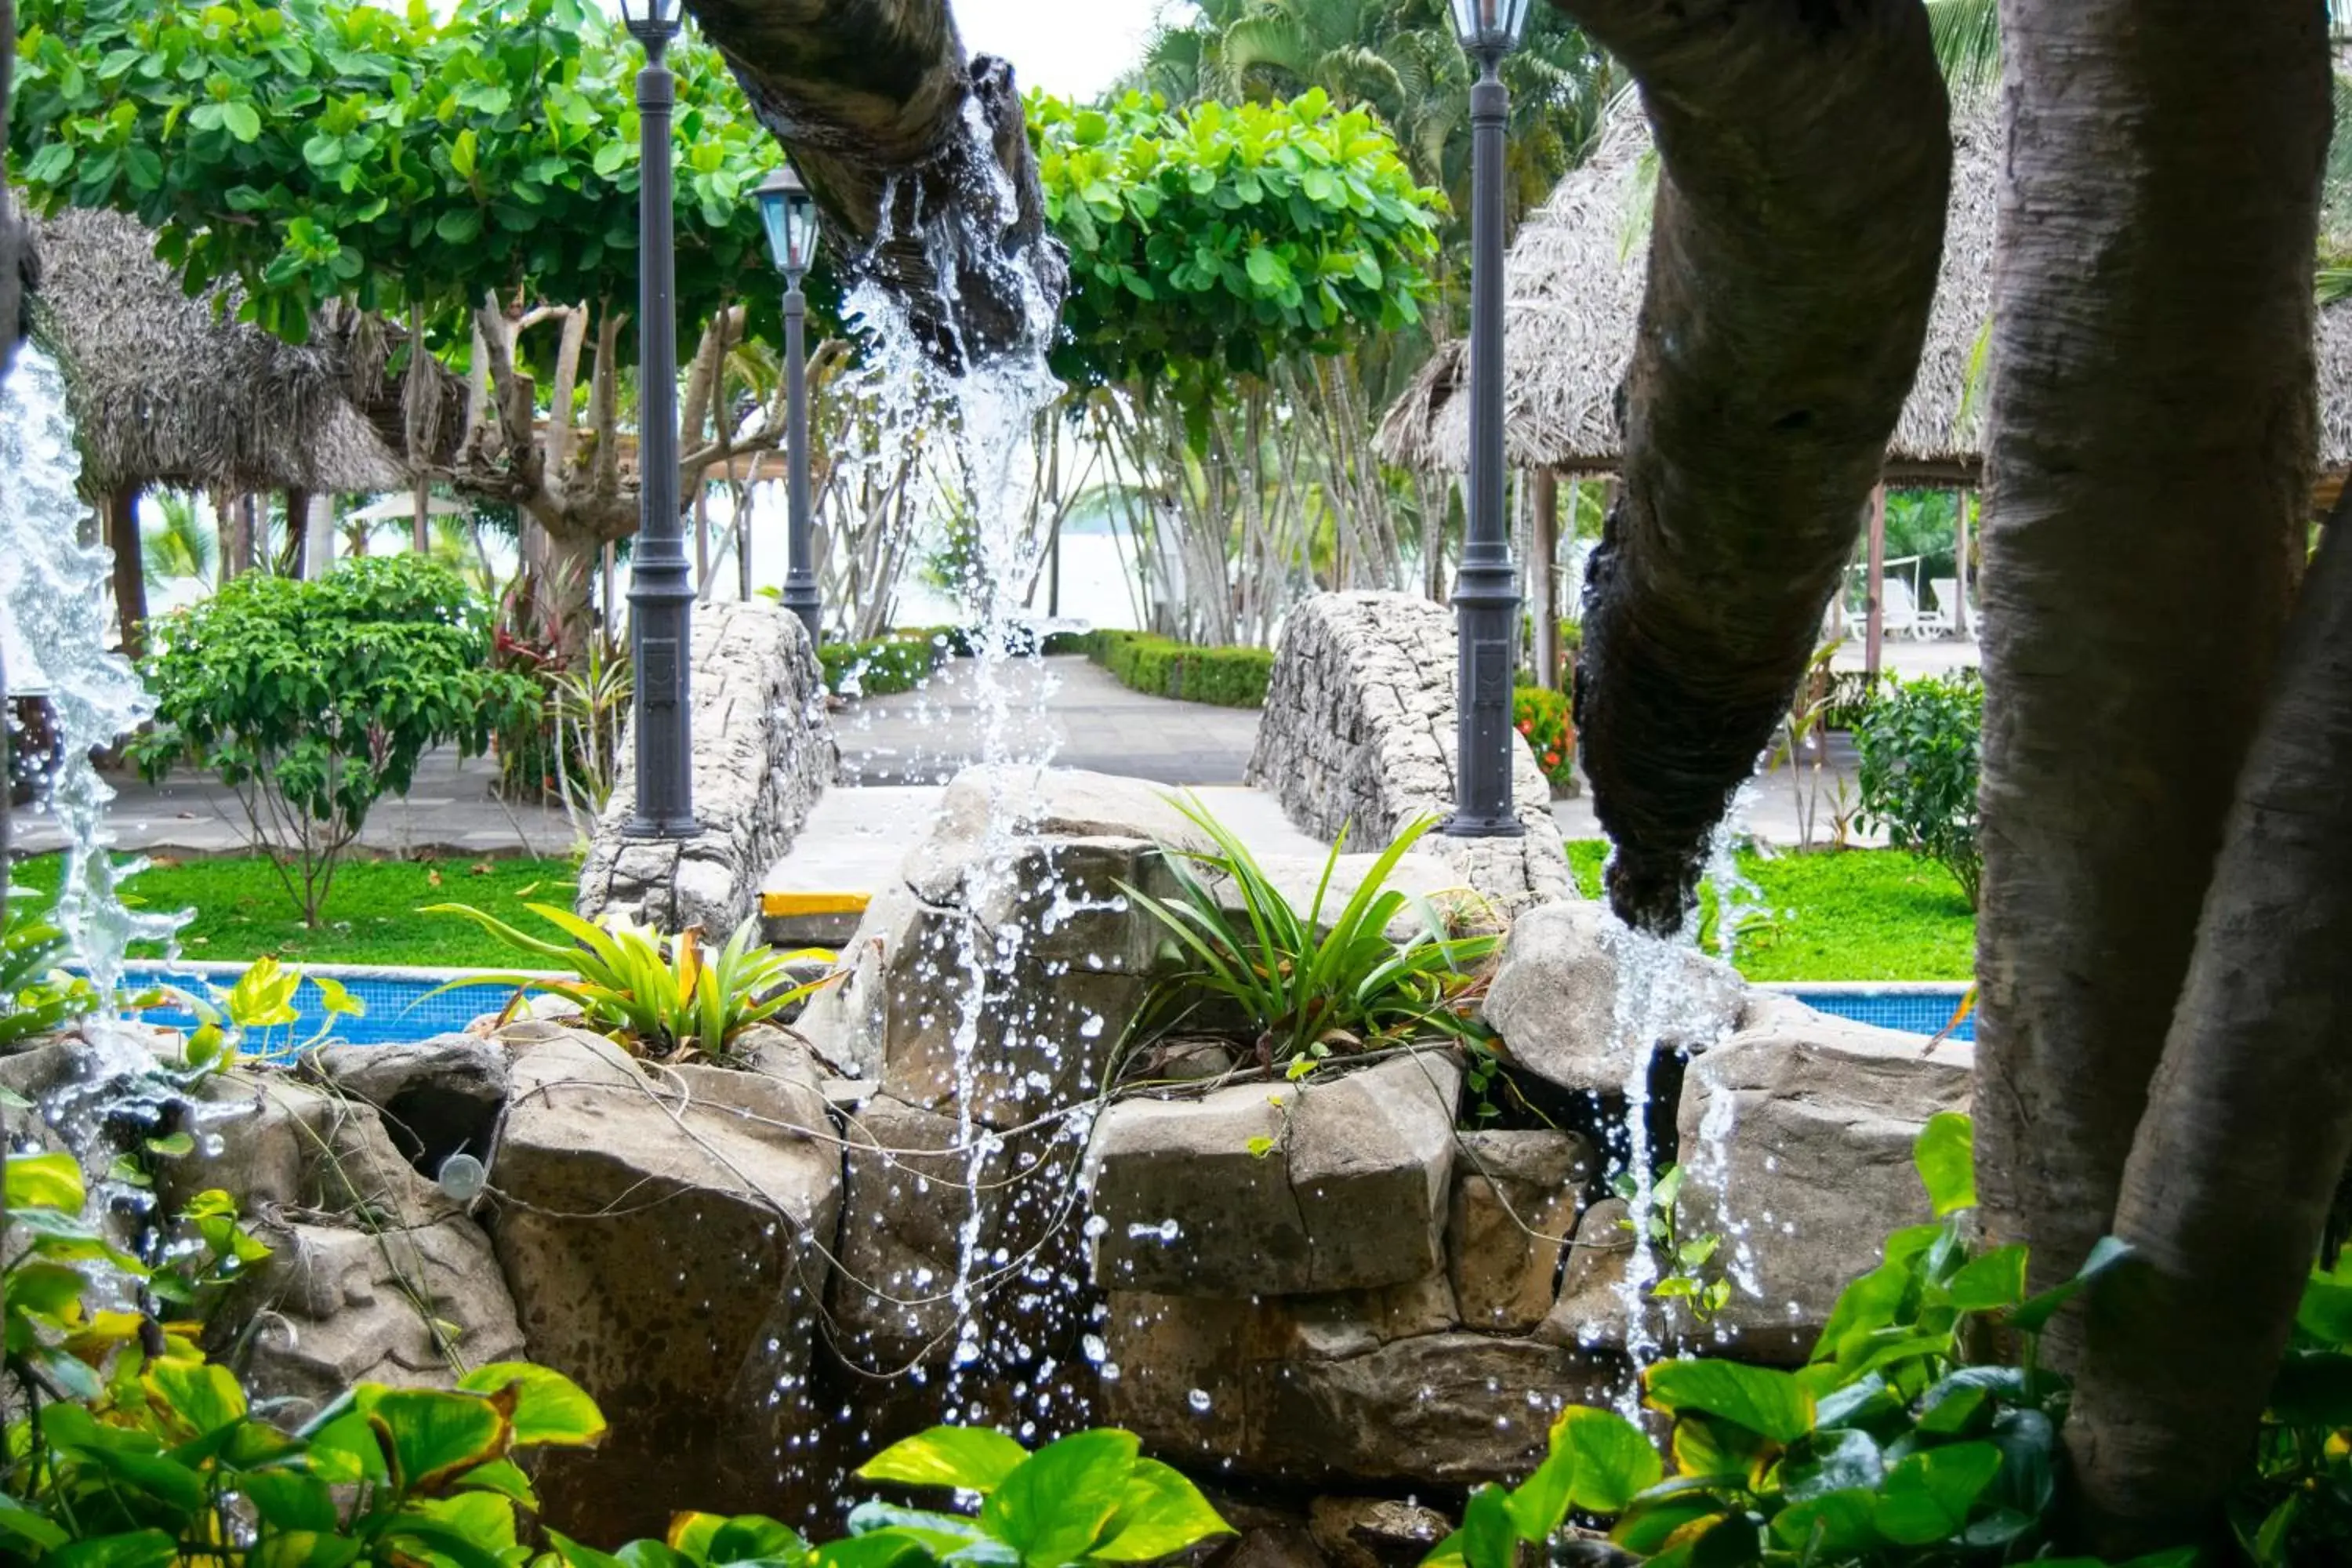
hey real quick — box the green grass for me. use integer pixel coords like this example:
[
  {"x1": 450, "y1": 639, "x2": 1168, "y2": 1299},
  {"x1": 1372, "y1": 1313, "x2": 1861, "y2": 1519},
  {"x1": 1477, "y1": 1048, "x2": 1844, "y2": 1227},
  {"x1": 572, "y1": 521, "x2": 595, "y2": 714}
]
[
  {"x1": 1568, "y1": 840, "x2": 1976, "y2": 982},
  {"x1": 9, "y1": 854, "x2": 579, "y2": 970}
]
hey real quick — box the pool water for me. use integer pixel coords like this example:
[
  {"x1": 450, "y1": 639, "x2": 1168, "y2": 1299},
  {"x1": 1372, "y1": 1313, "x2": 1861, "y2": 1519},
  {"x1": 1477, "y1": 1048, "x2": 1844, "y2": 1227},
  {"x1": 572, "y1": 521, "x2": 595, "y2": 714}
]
[{"x1": 113, "y1": 968, "x2": 1974, "y2": 1054}]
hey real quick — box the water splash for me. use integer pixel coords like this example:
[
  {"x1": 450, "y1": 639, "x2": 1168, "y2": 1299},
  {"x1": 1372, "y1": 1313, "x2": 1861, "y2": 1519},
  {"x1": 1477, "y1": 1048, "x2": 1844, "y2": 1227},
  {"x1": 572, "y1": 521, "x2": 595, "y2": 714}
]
[{"x1": 0, "y1": 347, "x2": 186, "y2": 1005}]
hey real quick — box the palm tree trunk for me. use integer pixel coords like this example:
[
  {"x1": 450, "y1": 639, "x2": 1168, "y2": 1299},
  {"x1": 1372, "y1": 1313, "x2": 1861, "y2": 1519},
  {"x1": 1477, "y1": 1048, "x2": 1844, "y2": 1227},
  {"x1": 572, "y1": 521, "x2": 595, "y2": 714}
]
[
  {"x1": 2065, "y1": 510, "x2": 2352, "y2": 1556},
  {"x1": 1972, "y1": 0, "x2": 2325, "y2": 1316},
  {"x1": 681, "y1": 0, "x2": 1064, "y2": 367},
  {"x1": 1551, "y1": 0, "x2": 1951, "y2": 932}
]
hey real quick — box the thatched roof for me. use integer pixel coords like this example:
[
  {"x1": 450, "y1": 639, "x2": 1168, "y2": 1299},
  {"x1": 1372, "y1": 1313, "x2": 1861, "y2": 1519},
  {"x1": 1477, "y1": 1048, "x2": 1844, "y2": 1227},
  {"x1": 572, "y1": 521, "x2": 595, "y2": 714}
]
[
  {"x1": 1379, "y1": 106, "x2": 2352, "y2": 485},
  {"x1": 28, "y1": 207, "x2": 423, "y2": 498}
]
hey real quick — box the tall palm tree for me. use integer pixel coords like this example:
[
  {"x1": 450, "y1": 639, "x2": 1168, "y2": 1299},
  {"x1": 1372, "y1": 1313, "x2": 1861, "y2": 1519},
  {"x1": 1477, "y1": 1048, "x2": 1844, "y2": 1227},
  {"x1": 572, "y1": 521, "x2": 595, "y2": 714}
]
[{"x1": 141, "y1": 491, "x2": 216, "y2": 593}]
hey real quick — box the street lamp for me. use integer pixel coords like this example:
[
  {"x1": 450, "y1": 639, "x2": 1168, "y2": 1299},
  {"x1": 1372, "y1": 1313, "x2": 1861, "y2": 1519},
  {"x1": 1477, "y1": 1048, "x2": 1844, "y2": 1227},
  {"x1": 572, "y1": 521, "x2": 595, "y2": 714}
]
[
  {"x1": 619, "y1": 0, "x2": 697, "y2": 839},
  {"x1": 1443, "y1": 0, "x2": 1530, "y2": 840},
  {"x1": 756, "y1": 165, "x2": 824, "y2": 648}
]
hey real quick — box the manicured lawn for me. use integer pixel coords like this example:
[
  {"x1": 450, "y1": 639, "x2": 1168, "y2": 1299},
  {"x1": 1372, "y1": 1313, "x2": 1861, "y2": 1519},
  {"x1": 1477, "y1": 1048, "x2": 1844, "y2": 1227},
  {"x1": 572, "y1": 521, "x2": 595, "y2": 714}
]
[
  {"x1": 1568, "y1": 840, "x2": 1976, "y2": 982},
  {"x1": 9, "y1": 854, "x2": 579, "y2": 970}
]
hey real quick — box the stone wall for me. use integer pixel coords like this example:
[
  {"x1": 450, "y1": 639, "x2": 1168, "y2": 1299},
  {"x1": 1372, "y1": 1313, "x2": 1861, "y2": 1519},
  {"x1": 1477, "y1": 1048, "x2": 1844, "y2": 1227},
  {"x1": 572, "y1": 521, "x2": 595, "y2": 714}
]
[
  {"x1": 1247, "y1": 591, "x2": 1572, "y2": 911},
  {"x1": 576, "y1": 601, "x2": 836, "y2": 935}
]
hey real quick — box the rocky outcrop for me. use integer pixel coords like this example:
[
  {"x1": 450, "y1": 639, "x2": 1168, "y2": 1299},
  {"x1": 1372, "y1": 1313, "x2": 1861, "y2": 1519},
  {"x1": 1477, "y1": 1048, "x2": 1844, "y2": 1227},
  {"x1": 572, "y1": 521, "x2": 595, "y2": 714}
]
[
  {"x1": 1247, "y1": 593, "x2": 1572, "y2": 912},
  {"x1": 488, "y1": 1028, "x2": 843, "y2": 1537},
  {"x1": 576, "y1": 600, "x2": 836, "y2": 935},
  {"x1": 1671, "y1": 993, "x2": 1974, "y2": 1361},
  {"x1": 1085, "y1": 1053, "x2": 1464, "y2": 1297},
  {"x1": 1482, "y1": 902, "x2": 1746, "y2": 1097},
  {"x1": 1448, "y1": 1130, "x2": 1592, "y2": 1332}
]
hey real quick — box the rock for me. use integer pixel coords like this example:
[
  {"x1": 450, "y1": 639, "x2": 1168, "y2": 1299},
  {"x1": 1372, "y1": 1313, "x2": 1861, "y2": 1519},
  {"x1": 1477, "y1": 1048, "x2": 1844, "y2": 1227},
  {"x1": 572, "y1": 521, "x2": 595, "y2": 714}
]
[
  {"x1": 1225, "y1": 1527, "x2": 1331, "y2": 1568},
  {"x1": 1102, "y1": 1291, "x2": 1622, "y2": 1483},
  {"x1": 309, "y1": 1033, "x2": 510, "y2": 1173},
  {"x1": 1537, "y1": 1198, "x2": 1668, "y2": 1355},
  {"x1": 1086, "y1": 1052, "x2": 1461, "y2": 1296},
  {"x1": 1246, "y1": 593, "x2": 1571, "y2": 912},
  {"x1": 1448, "y1": 1130, "x2": 1593, "y2": 1332},
  {"x1": 828, "y1": 1092, "x2": 1089, "y2": 1375},
  {"x1": 488, "y1": 1029, "x2": 843, "y2": 1537},
  {"x1": 1309, "y1": 1499, "x2": 1453, "y2": 1568},
  {"x1": 576, "y1": 600, "x2": 837, "y2": 935},
  {"x1": 158, "y1": 1073, "x2": 458, "y2": 1229},
  {"x1": 1671, "y1": 993, "x2": 1975, "y2": 1362},
  {"x1": 228, "y1": 1218, "x2": 526, "y2": 1424},
  {"x1": 1482, "y1": 902, "x2": 1748, "y2": 1098}
]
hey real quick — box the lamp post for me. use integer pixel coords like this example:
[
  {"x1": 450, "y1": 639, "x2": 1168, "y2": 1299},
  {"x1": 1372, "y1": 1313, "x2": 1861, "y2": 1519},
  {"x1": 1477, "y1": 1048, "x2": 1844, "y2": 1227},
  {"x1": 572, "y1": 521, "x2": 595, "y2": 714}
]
[
  {"x1": 619, "y1": 0, "x2": 696, "y2": 839},
  {"x1": 756, "y1": 165, "x2": 825, "y2": 648},
  {"x1": 1443, "y1": 0, "x2": 1530, "y2": 840}
]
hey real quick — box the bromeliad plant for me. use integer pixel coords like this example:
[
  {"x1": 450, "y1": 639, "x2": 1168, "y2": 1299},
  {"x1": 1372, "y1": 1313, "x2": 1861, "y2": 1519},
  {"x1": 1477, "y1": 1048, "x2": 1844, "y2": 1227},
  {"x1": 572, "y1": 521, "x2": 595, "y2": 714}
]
[
  {"x1": 1120, "y1": 800, "x2": 1499, "y2": 1069},
  {"x1": 426, "y1": 904, "x2": 836, "y2": 1064},
  {"x1": 1430, "y1": 1113, "x2": 2163, "y2": 1568}
]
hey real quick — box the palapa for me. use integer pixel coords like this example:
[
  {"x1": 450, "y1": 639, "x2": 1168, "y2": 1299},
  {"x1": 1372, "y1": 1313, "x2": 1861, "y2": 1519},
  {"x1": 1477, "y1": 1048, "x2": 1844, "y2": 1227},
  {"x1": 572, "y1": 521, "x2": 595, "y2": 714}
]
[
  {"x1": 1378, "y1": 105, "x2": 2352, "y2": 487},
  {"x1": 27, "y1": 207, "x2": 452, "y2": 499}
]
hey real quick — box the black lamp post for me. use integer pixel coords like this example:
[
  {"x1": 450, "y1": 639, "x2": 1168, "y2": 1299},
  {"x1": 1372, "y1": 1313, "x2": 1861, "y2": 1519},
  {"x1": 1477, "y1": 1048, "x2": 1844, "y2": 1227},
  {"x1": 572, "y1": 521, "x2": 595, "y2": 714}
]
[
  {"x1": 756, "y1": 165, "x2": 824, "y2": 648},
  {"x1": 619, "y1": 0, "x2": 697, "y2": 839},
  {"x1": 1443, "y1": 0, "x2": 1530, "y2": 840}
]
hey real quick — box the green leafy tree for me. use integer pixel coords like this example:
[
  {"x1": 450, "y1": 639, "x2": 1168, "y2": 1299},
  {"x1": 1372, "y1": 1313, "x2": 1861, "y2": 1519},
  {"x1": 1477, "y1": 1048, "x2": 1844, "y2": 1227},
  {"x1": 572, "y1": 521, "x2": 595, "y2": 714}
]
[
  {"x1": 129, "y1": 557, "x2": 537, "y2": 925},
  {"x1": 1036, "y1": 88, "x2": 1443, "y2": 416},
  {"x1": 11, "y1": 0, "x2": 794, "y2": 646}
]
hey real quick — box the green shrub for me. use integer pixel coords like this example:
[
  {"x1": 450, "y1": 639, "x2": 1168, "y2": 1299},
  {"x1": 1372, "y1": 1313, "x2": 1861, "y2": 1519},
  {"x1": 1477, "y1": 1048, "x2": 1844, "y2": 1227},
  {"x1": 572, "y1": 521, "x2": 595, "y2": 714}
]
[
  {"x1": 1080, "y1": 630, "x2": 1274, "y2": 708},
  {"x1": 1430, "y1": 1112, "x2": 2143, "y2": 1568},
  {"x1": 1513, "y1": 685, "x2": 1575, "y2": 792},
  {"x1": 424, "y1": 904, "x2": 835, "y2": 1065},
  {"x1": 130, "y1": 557, "x2": 536, "y2": 926},
  {"x1": 1854, "y1": 672, "x2": 1984, "y2": 909},
  {"x1": 819, "y1": 632, "x2": 950, "y2": 698},
  {"x1": 1123, "y1": 798, "x2": 1497, "y2": 1067}
]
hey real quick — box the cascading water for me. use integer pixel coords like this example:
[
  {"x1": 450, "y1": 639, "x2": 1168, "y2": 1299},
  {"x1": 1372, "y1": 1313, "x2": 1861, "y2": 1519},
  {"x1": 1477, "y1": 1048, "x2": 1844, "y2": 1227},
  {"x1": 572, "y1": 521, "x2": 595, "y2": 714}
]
[
  {"x1": 0, "y1": 347, "x2": 186, "y2": 1011},
  {"x1": 815, "y1": 99, "x2": 1110, "y2": 1438}
]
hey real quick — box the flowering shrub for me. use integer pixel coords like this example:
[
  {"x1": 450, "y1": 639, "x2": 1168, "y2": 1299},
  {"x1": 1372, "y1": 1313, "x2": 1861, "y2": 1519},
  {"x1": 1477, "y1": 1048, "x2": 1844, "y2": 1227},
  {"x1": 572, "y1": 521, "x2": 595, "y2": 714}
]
[{"x1": 1514, "y1": 685, "x2": 1575, "y2": 792}]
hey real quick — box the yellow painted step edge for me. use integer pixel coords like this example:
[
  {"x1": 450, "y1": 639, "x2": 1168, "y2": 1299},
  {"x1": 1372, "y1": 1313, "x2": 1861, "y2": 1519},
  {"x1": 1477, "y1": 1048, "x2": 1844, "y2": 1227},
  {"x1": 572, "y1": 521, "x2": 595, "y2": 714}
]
[{"x1": 760, "y1": 891, "x2": 873, "y2": 919}]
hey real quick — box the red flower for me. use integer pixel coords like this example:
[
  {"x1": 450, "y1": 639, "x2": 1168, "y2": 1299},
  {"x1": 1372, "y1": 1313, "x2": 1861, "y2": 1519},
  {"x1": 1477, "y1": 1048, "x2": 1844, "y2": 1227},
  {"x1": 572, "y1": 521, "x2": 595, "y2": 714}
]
[
  {"x1": 1517, "y1": 721, "x2": 1534, "y2": 735},
  {"x1": 1544, "y1": 752, "x2": 1561, "y2": 767}
]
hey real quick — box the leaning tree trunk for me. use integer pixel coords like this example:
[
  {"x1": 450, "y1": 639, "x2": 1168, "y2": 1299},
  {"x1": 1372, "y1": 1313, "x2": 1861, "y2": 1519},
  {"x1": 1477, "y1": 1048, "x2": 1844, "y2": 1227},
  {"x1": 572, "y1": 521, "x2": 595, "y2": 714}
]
[
  {"x1": 682, "y1": 0, "x2": 1065, "y2": 368},
  {"x1": 104, "y1": 484, "x2": 147, "y2": 659},
  {"x1": 2065, "y1": 508, "x2": 2352, "y2": 1557},
  {"x1": 1554, "y1": 0, "x2": 1951, "y2": 932},
  {"x1": 1972, "y1": 0, "x2": 2325, "y2": 1317}
]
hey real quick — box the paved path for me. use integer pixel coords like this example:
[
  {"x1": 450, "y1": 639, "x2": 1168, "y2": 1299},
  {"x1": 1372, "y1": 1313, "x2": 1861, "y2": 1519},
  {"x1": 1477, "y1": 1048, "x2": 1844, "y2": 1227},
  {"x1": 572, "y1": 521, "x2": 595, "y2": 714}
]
[
  {"x1": 15, "y1": 749, "x2": 577, "y2": 861},
  {"x1": 833, "y1": 655, "x2": 1261, "y2": 786}
]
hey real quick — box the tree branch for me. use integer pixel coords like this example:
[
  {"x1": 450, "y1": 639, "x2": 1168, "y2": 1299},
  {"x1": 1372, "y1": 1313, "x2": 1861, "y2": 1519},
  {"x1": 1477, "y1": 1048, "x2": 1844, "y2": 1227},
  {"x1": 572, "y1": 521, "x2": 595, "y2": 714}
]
[{"x1": 1555, "y1": 0, "x2": 1951, "y2": 930}]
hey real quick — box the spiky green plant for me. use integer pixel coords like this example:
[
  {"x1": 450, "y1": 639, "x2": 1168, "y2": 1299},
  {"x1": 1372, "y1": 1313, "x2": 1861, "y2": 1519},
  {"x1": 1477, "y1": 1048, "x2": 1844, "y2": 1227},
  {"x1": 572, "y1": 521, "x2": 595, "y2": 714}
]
[
  {"x1": 1120, "y1": 798, "x2": 1498, "y2": 1066},
  {"x1": 423, "y1": 904, "x2": 833, "y2": 1064}
]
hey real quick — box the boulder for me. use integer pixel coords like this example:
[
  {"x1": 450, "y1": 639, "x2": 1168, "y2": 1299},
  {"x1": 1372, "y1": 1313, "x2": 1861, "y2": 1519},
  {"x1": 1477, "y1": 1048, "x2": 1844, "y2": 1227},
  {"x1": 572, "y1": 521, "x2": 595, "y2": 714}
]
[
  {"x1": 1226, "y1": 1528, "x2": 1332, "y2": 1568},
  {"x1": 309, "y1": 1033, "x2": 510, "y2": 1172},
  {"x1": 1309, "y1": 1499, "x2": 1453, "y2": 1568},
  {"x1": 1537, "y1": 1197, "x2": 1669, "y2": 1356},
  {"x1": 1482, "y1": 902, "x2": 1747, "y2": 1098},
  {"x1": 160, "y1": 1073, "x2": 458, "y2": 1229},
  {"x1": 1086, "y1": 1052, "x2": 1462, "y2": 1296},
  {"x1": 1671, "y1": 993, "x2": 1974, "y2": 1361},
  {"x1": 1447, "y1": 1130, "x2": 1593, "y2": 1332},
  {"x1": 228, "y1": 1218, "x2": 526, "y2": 1423},
  {"x1": 1102, "y1": 1289, "x2": 1621, "y2": 1483},
  {"x1": 829, "y1": 1091, "x2": 1090, "y2": 1375},
  {"x1": 488, "y1": 1029, "x2": 843, "y2": 1538}
]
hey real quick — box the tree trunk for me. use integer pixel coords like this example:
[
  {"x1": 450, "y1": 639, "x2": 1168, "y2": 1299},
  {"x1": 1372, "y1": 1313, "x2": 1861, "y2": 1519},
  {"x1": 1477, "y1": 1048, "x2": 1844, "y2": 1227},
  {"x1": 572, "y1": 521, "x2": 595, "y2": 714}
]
[
  {"x1": 1973, "y1": 0, "x2": 2325, "y2": 1311},
  {"x1": 1555, "y1": 0, "x2": 1950, "y2": 932},
  {"x1": 1864, "y1": 485, "x2": 1886, "y2": 677},
  {"x1": 104, "y1": 484, "x2": 147, "y2": 659},
  {"x1": 0, "y1": 0, "x2": 25, "y2": 397},
  {"x1": 1532, "y1": 469, "x2": 1559, "y2": 688},
  {"x1": 681, "y1": 0, "x2": 1065, "y2": 368},
  {"x1": 2064, "y1": 509, "x2": 2352, "y2": 1555}
]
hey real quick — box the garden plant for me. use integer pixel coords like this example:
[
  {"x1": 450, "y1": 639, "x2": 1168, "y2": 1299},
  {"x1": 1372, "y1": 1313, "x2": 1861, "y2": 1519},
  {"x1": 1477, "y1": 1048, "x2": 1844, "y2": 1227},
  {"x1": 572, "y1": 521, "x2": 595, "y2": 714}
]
[{"x1": 1853, "y1": 673, "x2": 1984, "y2": 909}]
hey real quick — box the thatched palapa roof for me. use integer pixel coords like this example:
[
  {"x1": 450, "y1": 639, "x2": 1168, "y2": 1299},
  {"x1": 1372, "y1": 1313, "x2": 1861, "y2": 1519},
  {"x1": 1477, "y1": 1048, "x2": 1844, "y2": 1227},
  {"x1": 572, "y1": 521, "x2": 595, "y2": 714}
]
[
  {"x1": 1378, "y1": 107, "x2": 2352, "y2": 485},
  {"x1": 30, "y1": 207, "x2": 432, "y2": 499}
]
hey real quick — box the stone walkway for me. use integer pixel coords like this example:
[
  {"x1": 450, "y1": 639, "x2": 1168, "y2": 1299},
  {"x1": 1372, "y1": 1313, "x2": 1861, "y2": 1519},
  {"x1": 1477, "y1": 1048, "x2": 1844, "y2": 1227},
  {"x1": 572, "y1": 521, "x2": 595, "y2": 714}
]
[{"x1": 833, "y1": 656, "x2": 1261, "y2": 786}]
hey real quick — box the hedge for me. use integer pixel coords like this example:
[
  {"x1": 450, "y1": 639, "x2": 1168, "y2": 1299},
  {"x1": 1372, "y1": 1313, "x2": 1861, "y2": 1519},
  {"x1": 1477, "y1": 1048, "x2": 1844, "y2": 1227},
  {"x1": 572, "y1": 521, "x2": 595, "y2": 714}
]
[
  {"x1": 1076, "y1": 630, "x2": 1275, "y2": 709},
  {"x1": 818, "y1": 632, "x2": 951, "y2": 698}
]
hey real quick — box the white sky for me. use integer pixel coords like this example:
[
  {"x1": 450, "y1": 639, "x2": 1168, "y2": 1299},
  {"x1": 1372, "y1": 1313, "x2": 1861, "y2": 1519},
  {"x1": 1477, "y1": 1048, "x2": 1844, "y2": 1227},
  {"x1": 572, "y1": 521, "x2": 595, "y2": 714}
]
[{"x1": 953, "y1": 0, "x2": 1172, "y2": 100}]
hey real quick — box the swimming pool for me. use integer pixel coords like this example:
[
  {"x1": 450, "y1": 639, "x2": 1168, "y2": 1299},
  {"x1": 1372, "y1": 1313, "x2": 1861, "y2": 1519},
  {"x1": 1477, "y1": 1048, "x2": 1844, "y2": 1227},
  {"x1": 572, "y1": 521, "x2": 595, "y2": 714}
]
[{"x1": 114, "y1": 965, "x2": 1975, "y2": 1052}]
